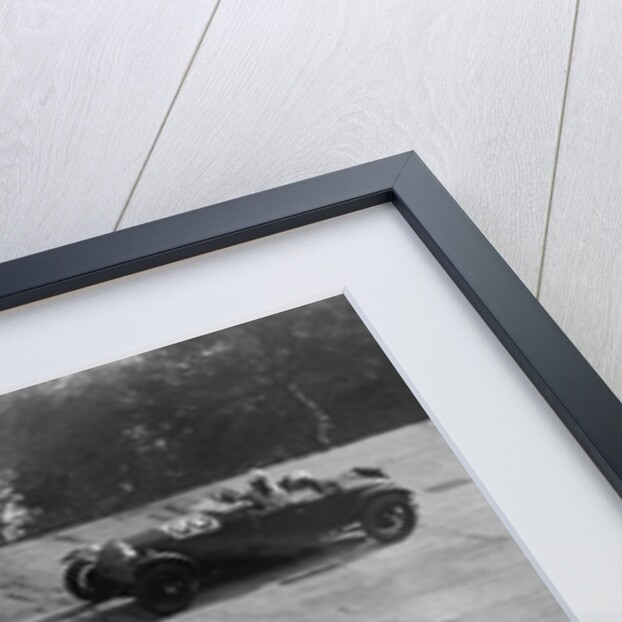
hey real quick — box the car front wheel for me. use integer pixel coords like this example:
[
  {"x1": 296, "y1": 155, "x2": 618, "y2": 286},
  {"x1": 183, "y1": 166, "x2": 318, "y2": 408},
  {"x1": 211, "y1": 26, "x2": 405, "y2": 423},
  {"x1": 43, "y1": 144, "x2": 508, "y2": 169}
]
[
  {"x1": 361, "y1": 494, "x2": 417, "y2": 543},
  {"x1": 135, "y1": 555, "x2": 199, "y2": 616}
]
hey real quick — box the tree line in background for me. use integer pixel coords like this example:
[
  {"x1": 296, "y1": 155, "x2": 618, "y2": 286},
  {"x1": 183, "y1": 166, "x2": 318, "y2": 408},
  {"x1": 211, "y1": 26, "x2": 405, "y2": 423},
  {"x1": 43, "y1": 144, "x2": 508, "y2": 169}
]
[{"x1": 0, "y1": 297, "x2": 425, "y2": 545}]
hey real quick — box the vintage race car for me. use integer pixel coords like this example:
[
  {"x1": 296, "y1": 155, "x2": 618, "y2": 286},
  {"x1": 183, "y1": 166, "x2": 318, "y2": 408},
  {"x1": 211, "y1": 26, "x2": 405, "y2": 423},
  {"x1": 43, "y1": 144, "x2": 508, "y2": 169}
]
[{"x1": 61, "y1": 467, "x2": 418, "y2": 616}]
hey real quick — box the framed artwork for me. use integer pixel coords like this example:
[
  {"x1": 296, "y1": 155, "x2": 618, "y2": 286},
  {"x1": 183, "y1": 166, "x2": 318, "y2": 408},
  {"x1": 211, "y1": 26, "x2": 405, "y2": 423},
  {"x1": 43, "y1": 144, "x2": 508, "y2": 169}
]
[{"x1": 0, "y1": 152, "x2": 620, "y2": 621}]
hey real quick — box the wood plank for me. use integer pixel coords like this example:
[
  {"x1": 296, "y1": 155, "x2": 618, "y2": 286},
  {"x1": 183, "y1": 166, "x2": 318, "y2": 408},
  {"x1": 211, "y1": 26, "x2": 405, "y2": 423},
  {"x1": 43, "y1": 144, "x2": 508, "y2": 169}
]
[
  {"x1": 119, "y1": 0, "x2": 576, "y2": 290},
  {"x1": 0, "y1": 0, "x2": 218, "y2": 262},
  {"x1": 538, "y1": 0, "x2": 622, "y2": 400}
]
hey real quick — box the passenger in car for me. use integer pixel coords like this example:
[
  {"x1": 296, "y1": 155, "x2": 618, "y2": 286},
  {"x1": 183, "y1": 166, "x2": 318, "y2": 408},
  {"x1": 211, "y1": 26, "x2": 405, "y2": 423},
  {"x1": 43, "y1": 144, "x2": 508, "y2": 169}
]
[{"x1": 279, "y1": 470, "x2": 323, "y2": 494}]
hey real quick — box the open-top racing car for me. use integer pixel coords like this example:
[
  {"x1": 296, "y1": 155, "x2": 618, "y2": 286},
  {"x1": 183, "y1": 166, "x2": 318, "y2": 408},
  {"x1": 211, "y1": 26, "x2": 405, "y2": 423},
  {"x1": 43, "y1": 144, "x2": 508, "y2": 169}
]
[{"x1": 61, "y1": 467, "x2": 418, "y2": 616}]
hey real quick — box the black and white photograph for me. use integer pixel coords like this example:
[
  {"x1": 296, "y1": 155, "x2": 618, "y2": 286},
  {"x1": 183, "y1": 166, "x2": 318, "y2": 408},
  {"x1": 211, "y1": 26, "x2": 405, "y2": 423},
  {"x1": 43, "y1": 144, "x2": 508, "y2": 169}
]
[
  {"x1": 0, "y1": 296, "x2": 566, "y2": 621},
  {"x1": 3, "y1": 2, "x2": 622, "y2": 619}
]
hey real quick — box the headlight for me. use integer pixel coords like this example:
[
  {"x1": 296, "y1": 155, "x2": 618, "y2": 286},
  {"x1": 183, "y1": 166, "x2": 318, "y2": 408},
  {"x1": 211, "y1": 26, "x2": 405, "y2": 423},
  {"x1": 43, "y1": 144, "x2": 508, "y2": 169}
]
[
  {"x1": 99, "y1": 539, "x2": 138, "y2": 566},
  {"x1": 116, "y1": 541, "x2": 138, "y2": 559}
]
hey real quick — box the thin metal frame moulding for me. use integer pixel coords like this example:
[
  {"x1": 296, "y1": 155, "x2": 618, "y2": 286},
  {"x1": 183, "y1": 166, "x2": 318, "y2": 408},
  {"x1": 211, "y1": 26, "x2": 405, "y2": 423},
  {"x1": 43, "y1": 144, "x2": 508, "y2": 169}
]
[{"x1": 1, "y1": 151, "x2": 620, "y2": 498}]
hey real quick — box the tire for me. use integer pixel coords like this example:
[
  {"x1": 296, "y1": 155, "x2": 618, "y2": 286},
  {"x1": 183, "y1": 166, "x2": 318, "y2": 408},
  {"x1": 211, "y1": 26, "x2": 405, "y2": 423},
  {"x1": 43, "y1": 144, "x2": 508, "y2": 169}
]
[
  {"x1": 134, "y1": 554, "x2": 199, "y2": 616},
  {"x1": 63, "y1": 559, "x2": 118, "y2": 602},
  {"x1": 361, "y1": 494, "x2": 417, "y2": 543}
]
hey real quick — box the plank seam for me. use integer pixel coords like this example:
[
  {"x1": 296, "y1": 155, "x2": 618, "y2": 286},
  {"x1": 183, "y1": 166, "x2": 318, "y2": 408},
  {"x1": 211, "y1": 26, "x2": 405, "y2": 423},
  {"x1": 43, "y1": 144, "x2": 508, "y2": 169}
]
[
  {"x1": 535, "y1": 0, "x2": 581, "y2": 298},
  {"x1": 112, "y1": 0, "x2": 224, "y2": 232}
]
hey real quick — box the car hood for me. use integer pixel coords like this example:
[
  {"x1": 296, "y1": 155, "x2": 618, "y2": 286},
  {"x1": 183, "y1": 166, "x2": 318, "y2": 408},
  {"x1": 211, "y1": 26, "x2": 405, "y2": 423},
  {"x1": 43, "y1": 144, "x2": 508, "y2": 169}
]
[
  {"x1": 122, "y1": 528, "x2": 174, "y2": 550},
  {"x1": 122, "y1": 511, "x2": 222, "y2": 550}
]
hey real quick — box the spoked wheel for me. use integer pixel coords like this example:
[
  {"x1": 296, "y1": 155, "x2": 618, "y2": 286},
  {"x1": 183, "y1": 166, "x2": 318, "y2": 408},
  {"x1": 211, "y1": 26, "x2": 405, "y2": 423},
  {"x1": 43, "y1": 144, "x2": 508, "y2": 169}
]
[
  {"x1": 135, "y1": 556, "x2": 199, "y2": 616},
  {"x1": 361, "y1": 494, "x2": 417, "y2": 543},
  {"x1": 63, "y1": 559, "x2": 118, "y2": 602}
]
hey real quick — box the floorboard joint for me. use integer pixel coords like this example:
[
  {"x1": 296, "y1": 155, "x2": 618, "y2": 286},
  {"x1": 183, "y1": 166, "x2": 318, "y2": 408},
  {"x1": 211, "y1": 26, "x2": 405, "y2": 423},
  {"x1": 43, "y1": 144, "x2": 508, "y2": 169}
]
[
  {"x1": 113, "y1": 0, "x2": 224, "y2": 231},
  {"x1": 535, "y1": 0, "x2": 581, "y2": 299}
]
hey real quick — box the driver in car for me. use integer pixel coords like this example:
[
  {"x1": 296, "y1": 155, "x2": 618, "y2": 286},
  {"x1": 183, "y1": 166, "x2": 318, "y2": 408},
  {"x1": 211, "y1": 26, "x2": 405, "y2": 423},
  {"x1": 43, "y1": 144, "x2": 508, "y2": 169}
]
[{"x1": 245, "y1": 470, "x2": 289, "y2": 508}]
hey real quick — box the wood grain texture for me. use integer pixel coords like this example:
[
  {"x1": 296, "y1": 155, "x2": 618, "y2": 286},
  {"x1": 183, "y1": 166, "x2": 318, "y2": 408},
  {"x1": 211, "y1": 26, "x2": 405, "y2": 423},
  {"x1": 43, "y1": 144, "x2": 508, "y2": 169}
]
[
  {"x1": 538, "y1": 0, "x2": 622, "y2": 400},
  {"x1": 0, "y1": 0, "x2": 218, "y2": 262},
  {"x1": 119, "y1": 0, "x2": 576, "y2": 290}
]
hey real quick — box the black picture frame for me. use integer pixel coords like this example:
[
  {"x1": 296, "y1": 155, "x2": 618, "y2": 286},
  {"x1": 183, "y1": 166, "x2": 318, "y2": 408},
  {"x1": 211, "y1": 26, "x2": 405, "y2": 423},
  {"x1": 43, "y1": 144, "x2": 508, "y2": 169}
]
[{"x1": 1, "y1": 151, "x2": 621, "y2": 499}]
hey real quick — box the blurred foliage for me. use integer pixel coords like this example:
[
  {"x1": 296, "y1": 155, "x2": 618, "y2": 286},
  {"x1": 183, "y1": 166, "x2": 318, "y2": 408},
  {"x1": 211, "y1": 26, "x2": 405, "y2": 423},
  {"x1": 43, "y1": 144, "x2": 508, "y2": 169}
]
[{"x1": 0, "y1": 297, "x2": 425, "y2": 544}]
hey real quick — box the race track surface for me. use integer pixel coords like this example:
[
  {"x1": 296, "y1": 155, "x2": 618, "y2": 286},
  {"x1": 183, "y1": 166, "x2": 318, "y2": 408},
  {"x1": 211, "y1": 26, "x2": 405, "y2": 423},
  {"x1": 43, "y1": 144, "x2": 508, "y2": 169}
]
[{"x1": 0, "y1": 422, "x2": 568, "y2": 622}]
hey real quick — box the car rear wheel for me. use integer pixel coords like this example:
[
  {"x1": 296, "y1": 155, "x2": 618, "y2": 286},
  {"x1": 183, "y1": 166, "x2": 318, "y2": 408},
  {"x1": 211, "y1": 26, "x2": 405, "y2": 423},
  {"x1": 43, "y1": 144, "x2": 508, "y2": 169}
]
[
  {"x1": 361, "y1": 494, "x2": 417, "y2": 543},
  {"x1": 63, "y1": 559, "x2": 118, "y2": 602},
  {"x1": 135, "y1": 555, "x2": 199, "y2": 616}
]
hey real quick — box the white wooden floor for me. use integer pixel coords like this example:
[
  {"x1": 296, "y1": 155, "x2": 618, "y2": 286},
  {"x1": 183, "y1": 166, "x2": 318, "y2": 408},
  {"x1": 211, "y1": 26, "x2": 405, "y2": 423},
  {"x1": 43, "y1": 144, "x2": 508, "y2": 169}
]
[{"x1": 1, "y1": 0, "x2": 620, "y2": 398}]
